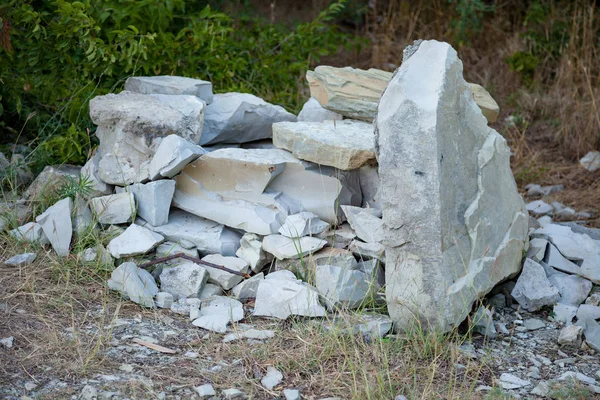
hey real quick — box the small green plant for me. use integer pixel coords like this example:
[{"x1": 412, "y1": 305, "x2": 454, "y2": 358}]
[
  {"x1": 449, "y1": 0, "x2": 495, "y2": 46},
  {"x1": 506, "y1": 51, "x2": 540, "y2": 84},
  {"x1": 57, "y1": 174, "x2": 94, "y2": 201}
]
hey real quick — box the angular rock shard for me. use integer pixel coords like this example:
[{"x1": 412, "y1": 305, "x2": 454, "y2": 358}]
[
  {"x1": 90, "y1": 91, "x2": 205, "y2": 185},
  {"x1": 125, "y1": 75, "x2": 213, "y2": 103},
  {"x1": 235, "y1": 233, "x2": 272, "y2": 273},
  {"x1": 200, "y1": 92, "x2": 296, "y2": 146},
  {"x1": 201, "y1": 254, "x2": 249, "y2": 290},
  {"x1": 512, "y1": 259, "x2": 560, "y2": 311},
  {"x1": 468, "y1": 83, "x2": 499, "y2": 123},
  {"x1": 278, "y1": 212, "x2": 329, "y2": 238},
  {"x1": 297, "y1": 97, "x2": 342, "y2": 122},
  {"x1": 262, "y1": 235, "x2": 327, "y2": 260},
  {"x1": 81, "y1": 152, "x2": 114, "y2": 198},
  {"x1": 35, "y1": 197, "x2": 73, "y2": 257},
  {"x1": 107, "y1": 262, "x2": 158, "y2": 308},
  {"x1": 107, "y1": 224, "x2": 164, "y2": 258},
  {"x1": 148, "y1": 134, "x2": 206, "y2": 180},
  {"x1": 159, "y1": 263, "x2": 208, "y2": 300},
  {"x1": 341, "y1": 206, "x2": 383, "y2": 243},
  {"x1": 253, "y1": 279, "x2": 326, "y2": 319},
  {"x1": 315, "y1": 265, "x2": 370, "y2": 309},
  {"x1": 118, "y1": 180, "x2": 176, "y2": 226},
  {"x1": 376, "y1": 40, "x2": 528, "y2": 332},
  {"x1": 91, "y1": 192, "x2": 136, "y2": 225},
  {"x1": 273, "y1": 120, "x2": 376, "y2": 170}
]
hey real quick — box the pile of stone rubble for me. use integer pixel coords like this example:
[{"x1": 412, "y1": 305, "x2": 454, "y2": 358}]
[{"x1": 3, "y1": 41, "x2": 599, "y2": 351}]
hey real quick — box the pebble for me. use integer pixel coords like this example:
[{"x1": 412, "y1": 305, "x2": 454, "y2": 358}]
[
  {"x1": 222, "y1": 388, "x2": 246, "y2": 399},
  {"x1": 4, "y1": 253, "x2": 37, "y2": 266},
  {"x1": 284, "y1": 388, "x2": 301, "y2": 400},
  {"x1": 261, "y1": 366, "x2": 283, "y2": 390},
  {"x1": 0, "y1": 336, "x2": 14, "y2": 349},
  {"x1": 195, "y1": 384, "x2": 216, "y2": 398}
]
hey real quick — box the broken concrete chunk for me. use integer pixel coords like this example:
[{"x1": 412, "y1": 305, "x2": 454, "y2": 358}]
[
  {"x1": 159, "y1": 263, "x2": 208, "y2": 300},
  {"x1": 35, "y1": 197, "x2": 73, "y2": 257},
  {"x1": 119, "y1": 180, "x2": 175, "y2": 226},
  {"x1": 297, "y1": 97, "x2": 342, "y2": 122},
  {"x1": 254, "y1": 278, "x2": 325, "y2": 319},
  {"x1": 306, "y1": 66, "x2": 392, "y2": 121},
  {"x1": 125, "y1": 75, "x2": 213, "y2": 103},
  {"x1": 377, "y1": 40, "x2": 528, "y2": 332},
  {"x1": 91, "y1": 192, "x2": 136, "y2": 225},
  {"x1": 512, "y1": 259, "x2": 560, "y2": 311},
  {"x1": 341, "y1": 205, "x2": 383, "y2": 243},
  {"x1": 200, "y1": 92, "x2": 296, "y2": 145},
  {"x1": 272, "y1": 120, "x2": 376, "y2": 170},
  {"x1": 201, "y1": 254, "x2": 249, "y2": 290},
  {"x1": 262, "y1": 235, "x2": 327, "y2": 260},
  {"x1": 278, "y1": 212, "x2": 329, "y2": 238},
  {"x1": 235, "y1": 233, "x2": 272, "y2": 273},
  {"x1": 142, "y1": 209, "x2": 241, "y2": 256},
  {"x1": 148, "y1": 134, "x2": 206, "y2": 180},
  {"x1": 315, "y1": 265, "x2": 369, "y2": 309},
  {"x1": 107, "y1": 224, "x2": 164, "y2": 258},
  {"x1": 107, "y1": 262, "x2": 158, "y2": 308}
]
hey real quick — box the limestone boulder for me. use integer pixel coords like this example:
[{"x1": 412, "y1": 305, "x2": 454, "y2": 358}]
[
  {"x1": 107, "y1": 224, "x2": 164, "y2": 258},
  {"x1": 90, "y1": 91, "x2": 205, "y2": 185},
  {"x1": 272, "y1": 120, "x2": 376, "y2": 170},
  {"x1": 306, "y1": 66, "x2": 392, "y2": 121},
  {"x1": 140, "y1": 209, "x2": 240, "y2": 256},
  {"x1": 376, "y1": 40, "x2": 528, "y2": 332},
  {"x1": 125, "y1": 75, "x2": 213, "y2": 103},
  {"x1": 35, "y1": 197, "x2": 73, "y2": 257},
  {"x1": 297, "y1": 98, "x2": 343, "y2": 122},
  {"x1": 148, "y1": 134, "x2": 206, "y2": 180},
  {"x1": 90, "y1": 192, "x2": 136, "y2": 225},
  {"x1": 200, "y1": 92, "x2": 296, "y2": 145}
]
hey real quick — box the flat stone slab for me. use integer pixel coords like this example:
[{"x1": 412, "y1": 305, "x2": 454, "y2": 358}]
[
  {"x1": 35, "y1": 197, "x2": 73, "y2": 257},
  {"x1": 262, "y1": 235, "x2": 327, "y2": 260},
  {"x1": 201, "y1": 254, "x2": 249, "y2": 290},
  {"x1": 148, "y1": 134, "x2": 206, "y2": 180},
  {"x1": 125, "y1": 75, "x2": 213, "y2": 103},
  {"x1": 272, "y1": 120, "x2": 376, "y2": 170},
  {"x1": 91, "y1": 192, "x2": 136, "y2": 225},
  {"x1": 107, "y1": 224, "x2": 164, "y2": 258},
  {"x1": 4, "y1": 253, "x2": 37, "y2": 267},
  {"x1": 159, "y1": 263, "x2": 208, "y2": 300}
]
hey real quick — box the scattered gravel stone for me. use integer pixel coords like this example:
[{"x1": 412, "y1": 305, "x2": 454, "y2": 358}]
[
  {"x1": 0, "y1": 336, "x2": 14, "y2": 349},
  {"x1": 195, "y1": 384, "x2": 216, "y2": 398},
  {"x1": 4, "y1": 253, "x2": 36, "y2": 266},
  {"x1": 261, "y1": 366, "x2": 283, "y2": 390}
]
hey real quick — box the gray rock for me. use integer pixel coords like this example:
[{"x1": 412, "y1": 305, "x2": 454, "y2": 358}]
[
  {"x1": 254, "y1": 279, "x2": 325, "y2": 319},
  {"x1": 527, "y1": 237, "x2": 548, "y2": 262},
  {"x1": 580, "y1": 151, "x2": 600, "y2": 172},
  {"x1": 576, "y1": 304, "x2": 600, "y2": 321},
  {"x1": 557, "y1": 222, "x2": 600, "y2": 241},
  {"x1": 159, "y1": 263, "x2": 208, "y2": 300},
  {"x1": 315, "y1": 265, "x2": 370, "y2": 309},
  {"x1": 170, "y1": 297, "x2": 201, "y2": 315},
  {"x1": 148, "y1": 134, "x2": 206, "y2": 180},
  {"x1": 155, "y1": 241, "x2": 197, "y2": 260},
  {"x1": 79, "y1": 385, "x2": 98, "y2": 400},
  {"x1": 107, "y1": 224, "x2": 164, "y2": 258},
  {"x1": 81, "y1": 152, "x2": 114, "y2": 198},
  {"x1": 23, "y1": 164, "x2": 81, "y2": 201},
  {"x1": 261, "y1": 366, "x2": 283, "y2": 390},
  {"x1": 199, "y1": 283, "x2": 224, "y2": 299},
  {"x1": 78, "y1": 246, "x2": 113, "y2": 266},
  {"x1": 498, "y1": 373, "x2": 531, "y2": 389},
  {"x1": 194, "y1": 384, "x2": 216, "y2": 398},
  {"x1": 278, "y1": 212, "x2": 329, "y2": 238},
  {"x1": 235, "y1": 233, "x2": 272, "y2": 273},
  {"x1": 4, "y1": 253, "x2": 36, "y2": 266},
  {"x1": 273, "y1": 119, "x2": 376, "y2": 170},
  {"x1": 222, "y1": 388, "x2": 247, "y2": 399},
  {"x1": 558, "y1": 371, "x2": 597, "y2": 385},
  {"x1": 512, "y1": 259, "x2": 560, "y2": 311},
  {"x1": 283, "y1": 389, "x2": 301, "y2": 400},
  {"x1": 232, "y1": 273, "x2": 264, "y2": 301},
  {"x1": 317, "y1": 223, "x2": 356, "y2": 248},
  {"x1": 558, "y1": 325, "x2": 583, "y2": 346},
  {"x1": 348, "y1": 240, "x2": 385, "y2": 262},
  {"x1": 191, "y1": 296, "x2": 244, "y2": 333},
  {"x1": 545, "y1": 243, "x2": 582, "y2": 275},
  {"x1": 274, "y1": 248, "x2": 358, "y2": 277},
  {"x1": 201, "y1": 254, "x2": 249, "y2": 290},
  {"x1": 472, "y1": 306, "x2": 497, "y2": 338},
  {"x1": 526, "y1": 200, "x2": 554, "y2": 216},
  {"x1": 548, "y1": 271, "x2": 592, "y2": 306},
  {"x1": 297, "y1": 98, "x2": 342, "y2": 122},
  {"x1": 118, "y1": 180, "x2": 175, "y2": 226},
  {"x1": 155, "y1": 292, "x2": 174, "y2": 308},
  {"x1": 107, "y1": 262, "x2": 158, "y2": 307},
  {"x1": 141, "y1": 209, "x2": 241, "y2": 256},
  {"x1": 265, "y1": 270, "x2": 297, "y2": 281},
  {"x1": 262, "y1": 235, "x2": 327, "y2": 260},
  {"x1": 341, "y1": 205, "x2": 383, "y2": 243},
  {"x1": 586, "y1": 293, "x2": 600, "y2": 306},
  {"x1": 72, "y1": 195, "x2": 96, "y2": 237},
  {"x1": 91, "y1": 192, "x2": 136, "y2": 225},
  {"x1": 524, "y1": 183, "x2": 564, "y2": 197},
  {"x1": 36, "y1": 197, "x2": 73, "y2": 256},
  {"x1": 359, "y1": 165, "x2": 381, "y2": 209},
  {"x1": 125, "y1": 75, "x2": 213, "y2": 103},
  {"x1": 0, "y1": 336, "x2": 14, "y2": 349},
  {"x1": 90, "y1": 91, "x2": 205, "y2": 185},
  {"x1": 10, "y1": 222, "x2": 49, "y2": 245},
  {"x1": 553, "y1": 303, "x2": 578, "y2": 324},
  {"x1": 523, "y1": 318, "x2": 545, "y2": 331},
  {"x1": 201, "y1": 92, "x2": 296, "y2": 145}
]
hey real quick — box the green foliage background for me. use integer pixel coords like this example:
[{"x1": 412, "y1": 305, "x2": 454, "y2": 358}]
[{"x1": 0, "y1": 0, "x2": 355, "y2": 169}]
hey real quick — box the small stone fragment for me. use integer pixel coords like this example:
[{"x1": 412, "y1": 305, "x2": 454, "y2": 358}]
[
  {"x1": 4, "y1": 253, "x2": 36, "y2": 267},
  {"x1": 36, "y1": 197, "x2": 73, "y2": 256},
  {"x1": 526, "y1": 200, "x2": 554, "y2": 216},
  {"x1": 118, "y1": 180, "x2": 175, "y2": 226},
  {"x1": 155, "y1": 292, "x2": 174, "y2": 308},
  {"x1": 254, "y1": 279, "x2": 326, "y2": 319},
  {"x1": 232, "y1": 273, "x2": 264, "y2": 301},
  {"x1": 558, "y1": 325, "x2": 583, "y2": 347},
  {"x1": 472, "y1": 306, "x2": 497, "y2": 338},
  {"x1": 580, "y1": 151, "x2": 600, "y2": 172},
  {"x1": 235, "y1": 233, "x2": 272, "y2": 273},
  {"x1": 341, "y1": 205, "x2": 383, "y2": 243},
  {"x1": 278, "y1": 212, "x2": 329, "y2": 238},
  {"x1": 91, "y1": 192, "x2": 136, "y2": 225},
  {"x1": 125, "y1": 75, "x2": 213, "y2": 103},
  {"x1": 512, "y1": 259, "x2": 560, "y2": 311},
  {"x1": 315, "y1": 265, "x2": 370, "y2": 309},
  {"x1": 262, "y1": 235, "x2": 327, "y2": 260},
  {"x1": 0, "y1": 336, "x2": 14, "y2": 349},
  {"x1": 107, "y1": 224, "x2": 164, "y2": 258},
  {"x1": 107, "y1": 262, "x2": 158, "y2": 307},
  {"x1": 201, "y1": 254, "x2": 249, "y2": 290},
  {"x1": 498, "y1": 373, "x2": 531, "y2": 389},
  {"x1": 194, "y1": 384, "x2": 217, "y2": 398},
  {"x1": 10, "y1": 222, "x2": 49, "y2": 245},
  {"x1": 148, "y1": 134, "x2": 206, "y2": 180},
  {"x1": 297, "y1": 98, "x2": 342, "y2": 122},
  {"x1": 261, "y1": 366, "x2": 283, "y2": 390}
]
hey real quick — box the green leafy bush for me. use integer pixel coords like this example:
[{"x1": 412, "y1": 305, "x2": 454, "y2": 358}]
[{"x1": 0, "y1": 0, "x2": 353, "y2": 170}]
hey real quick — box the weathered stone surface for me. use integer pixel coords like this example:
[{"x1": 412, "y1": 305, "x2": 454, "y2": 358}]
[
  {"x1": 10, "y1": 222, "x2": 49, "y2": 245},
  {"x1": 278, "y1": 212, "x2": 329, "y2": 238},
  {"x1": 306, "y1": 66, "x2": 392, "y2": 121},
  {"x1": 348, "y1": 240, "x2": 385, "y2": 262},
  {"x1": 512, "y1": 259, "x2": 560, "y2": 311},
  {"x1": 262, "y1": 235, "x2": 327, "y2": 260},
  {"x1": 148, "y1": 134, "x2": 206, "y2": 180},
  {"x1": 315, "y1": 265, "x2": 369, "y2": 309},
  {"x1": 359, "y1": 165, "x2": 381, "y2": 209},
  {"x1": 272, "y1": 120, "x2": 376, "y2": 170},
  {"x1": 341, "y1": 206, "x2": 383, "y2": 243},
  {"x1": 23, "y1": 165, "x2": 81, "y2": 201},
  {"x1": 159, "y1": 263, "x2": 208, "y2": 300},
  {"x1": 191, "y1": 296, "x2": 244, "y2": 333},
  {"x1": 580, "y1": 151, "x2": 600, "y2": 172},
  {"x1": 201, "y1": 254, "x2": 249, "y2": 290},
  {"x1": 235, "y1": 233, "x2": 272, "y2": 273},
  {"x1": 118, "y1": 180, "x2": 175, "y2": 226},
  {"x1": 125, "y1": 75, "x2": 213, "y2": 103},
  {"x1": 558, "y1": 325, "x2": 583, "y2": 347},
  {"x1": 4, "y1": 253, "x2": 37, "y2": 267},
  {"x1": 547, "y1": 271, "x2": 592, "y2": 306},
  {"x1": 107, "y1": 262, "x2": 158, "y2": 308},
  {"x1": 90, "y1": 91, "x2": 205, "y2": 185},
  {"x1": 107, "y1": 224, "x2": 164, "y2": 258},
  {"x1": 297, "y1": 98, "x2": 342, "y2": 122},
  {"x1": 141, "y1": 209, "x2": 240, "y2": 256},
  {"x1": 468, "y1": 83, "x2": 499, "y2": 123},
  {"x1": 254, "y1": 279, "x2": 326, "y2": 319},
  {"x1": 81, "y1": 152, "x2": 114, "y2": 198},
  {"x1": 274, "y1": 247, "x2": 358, "y2": 277},
  {"x1": 36, "y1": 197, "x2": 73, "y2": 257},
  {"x1": 232, "y1": 272, "x2": 264, "y2": 301},
  {"x1": 200, "y1": 92, "x2": 296, "y2": 145},
  {"x1": 91, "y1": 192, "x2": 136, "y2": 225},
  {"x1": 377, "y1": 41, "x2": 528, "y2": 332}
]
